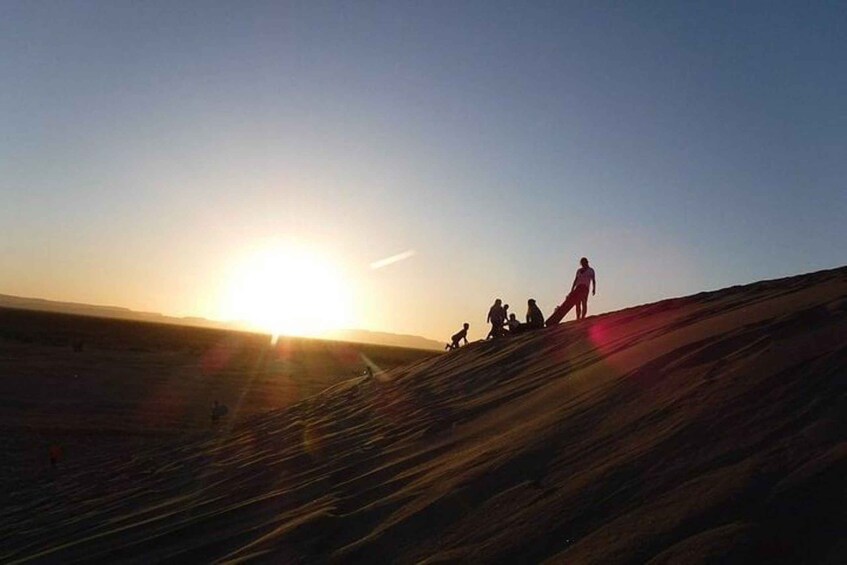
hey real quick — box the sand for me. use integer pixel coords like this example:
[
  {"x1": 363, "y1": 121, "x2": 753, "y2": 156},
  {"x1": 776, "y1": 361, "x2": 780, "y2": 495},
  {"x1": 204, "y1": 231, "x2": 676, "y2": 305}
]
[{"x1": 1, "y1": 266, "x2": 845, "y2": 563}]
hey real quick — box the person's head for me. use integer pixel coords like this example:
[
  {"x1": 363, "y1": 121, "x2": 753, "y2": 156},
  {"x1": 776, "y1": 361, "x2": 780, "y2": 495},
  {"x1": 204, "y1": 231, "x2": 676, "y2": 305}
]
[
  {"x1": 504, "y1": 303, "x2": 509, "y2": 310},
  {"x1": 463, "y1": 323, "x2": 469, "y2": 329},
  {"x1": 528, "y1": 298, "x2": 536, "y2": 307},
  {"x1": 509, "y1": 313, "x2": 516, "y2": 320},
  {"x1": 580, "y1": 257, "x2": 589, "y2": 268},
  {"x1": 494, "y1": 298, "x2": 502, "y2": 306}
]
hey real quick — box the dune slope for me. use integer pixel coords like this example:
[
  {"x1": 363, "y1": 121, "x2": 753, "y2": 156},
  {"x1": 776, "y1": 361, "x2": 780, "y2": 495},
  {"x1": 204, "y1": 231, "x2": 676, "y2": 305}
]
[{"x1": 2, "y1": 267, "x2": 846, "y2": 563}]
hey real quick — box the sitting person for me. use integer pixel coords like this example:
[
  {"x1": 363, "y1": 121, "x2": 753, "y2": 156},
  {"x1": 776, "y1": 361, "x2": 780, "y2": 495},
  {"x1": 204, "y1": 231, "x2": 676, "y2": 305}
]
[
  {"x1": 446, "y1": 323, "x2": 470, "y2": 350},
  {"x1": 507, "y1": 313, "x2": 521, "y2": 334},
  {"x1": 526, "y1": 298, "x2": 545, "y2": 330}
]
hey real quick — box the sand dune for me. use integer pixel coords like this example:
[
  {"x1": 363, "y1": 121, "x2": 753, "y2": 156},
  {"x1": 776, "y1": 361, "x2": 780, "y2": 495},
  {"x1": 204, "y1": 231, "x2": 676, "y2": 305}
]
[{"x1": 2, "y1": 267, "x2": 845, "y2": 563}]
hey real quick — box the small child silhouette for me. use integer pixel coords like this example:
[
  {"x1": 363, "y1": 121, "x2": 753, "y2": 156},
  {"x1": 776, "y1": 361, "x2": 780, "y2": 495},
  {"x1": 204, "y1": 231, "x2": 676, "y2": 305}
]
[{"x1": 446, "y1": 323, "x2": 470, "y2": 350}]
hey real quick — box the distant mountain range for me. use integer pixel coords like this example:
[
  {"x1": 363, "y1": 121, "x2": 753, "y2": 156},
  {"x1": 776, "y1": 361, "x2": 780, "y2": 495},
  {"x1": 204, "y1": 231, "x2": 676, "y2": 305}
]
[
  {"x1": 320, "y1": 329, "x2": 443, "y2": 351},
  {"x1": 0, "y1": 293, "x2": 443, "y2": 350}
]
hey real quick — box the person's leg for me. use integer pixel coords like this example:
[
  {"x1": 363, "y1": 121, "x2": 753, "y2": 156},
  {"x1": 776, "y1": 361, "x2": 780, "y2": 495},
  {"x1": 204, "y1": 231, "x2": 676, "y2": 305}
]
[
  {"x1": 494, "y1": 322, "x2": 504, "y2": 338},
  {"x1": 578, "y1": 285, "x2": 589, "y2": 319},
  {"x1": 574, "y1": 286, "x2": 588, "y2": 320}
]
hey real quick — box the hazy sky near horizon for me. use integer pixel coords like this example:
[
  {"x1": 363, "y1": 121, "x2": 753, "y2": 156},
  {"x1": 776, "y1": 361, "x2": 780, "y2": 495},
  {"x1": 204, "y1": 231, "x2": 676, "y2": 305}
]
[{"x1": 2, "y1": 1, "x2": 845, "y2": 341}]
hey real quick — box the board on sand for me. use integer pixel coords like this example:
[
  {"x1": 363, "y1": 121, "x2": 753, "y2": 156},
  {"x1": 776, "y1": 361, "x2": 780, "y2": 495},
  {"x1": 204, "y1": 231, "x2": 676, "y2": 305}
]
[{"x1": 545, "y1": 291, "x2": 579, "y2": 327}]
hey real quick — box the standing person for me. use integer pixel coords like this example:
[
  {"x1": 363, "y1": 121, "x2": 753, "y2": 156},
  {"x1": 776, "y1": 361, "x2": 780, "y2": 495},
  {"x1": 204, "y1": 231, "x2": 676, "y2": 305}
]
[
  {"x1": 571, "y1": 257, "x2": 597, "y2": 320},
  {"x1": 546, "y1": 257, "x2": 598, "y2": 327},
  {"x1": 486, "y1": 299, "x2": 505, "y2": 339}
]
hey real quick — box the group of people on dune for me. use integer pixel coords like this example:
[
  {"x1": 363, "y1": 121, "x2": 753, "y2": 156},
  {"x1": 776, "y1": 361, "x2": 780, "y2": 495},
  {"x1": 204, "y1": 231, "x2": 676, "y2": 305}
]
[{"x1": 446, "y1": 257, "x2": 597, "y2": 350}]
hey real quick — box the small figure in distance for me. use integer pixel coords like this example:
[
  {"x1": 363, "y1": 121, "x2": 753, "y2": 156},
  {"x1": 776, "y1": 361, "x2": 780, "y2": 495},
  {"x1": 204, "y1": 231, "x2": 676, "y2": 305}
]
[
  {"x1": 211, "y1": 400, "x2": 228, "y2": 426},
  {"x1": 364, "y1": 365, "x2": 374, "y2": 379},
  {"x1": 486, "y1": 299, "x2": 506, "y2": 339},
  {"x1": 526, "y1": 298, "x2": 545, "y2": 330},
  {"x1": 572, "y1": 257, "x2": 597, "y2": 320},
  {"x1": 507, "y1": 313, "x2": 521, "y2": 334},
  {"x1": 446, "y1": 323, "x2": 470, "y2": 350},
  {"x1": 49, "y1": 444, "x2": 64, "y2": 468}
]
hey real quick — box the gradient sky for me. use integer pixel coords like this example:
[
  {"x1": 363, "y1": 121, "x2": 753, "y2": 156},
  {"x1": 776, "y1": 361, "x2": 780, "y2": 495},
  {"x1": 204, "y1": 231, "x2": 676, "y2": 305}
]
[{"x1": 2, "y1": 1, "x2": 845, "y2": 341}]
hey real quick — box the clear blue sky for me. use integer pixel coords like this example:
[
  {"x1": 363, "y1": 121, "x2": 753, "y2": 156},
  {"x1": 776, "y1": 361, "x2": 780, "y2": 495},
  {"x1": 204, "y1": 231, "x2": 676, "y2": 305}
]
[{"x1": 2, "y1": 1, "x2": 845, "y2": 340}]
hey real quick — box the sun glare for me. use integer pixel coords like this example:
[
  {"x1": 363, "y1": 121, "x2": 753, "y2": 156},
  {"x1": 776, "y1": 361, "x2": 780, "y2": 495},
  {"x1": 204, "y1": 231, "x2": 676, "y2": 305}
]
[{"x1": 222, "y1": 242, "x2": 353, "y2": 338}]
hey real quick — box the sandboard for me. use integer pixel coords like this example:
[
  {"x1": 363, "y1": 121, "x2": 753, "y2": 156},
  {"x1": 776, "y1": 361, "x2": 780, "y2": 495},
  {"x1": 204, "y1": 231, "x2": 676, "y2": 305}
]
[{"x1": 545, "y1": 291, "x2": 579, "y2": 326}]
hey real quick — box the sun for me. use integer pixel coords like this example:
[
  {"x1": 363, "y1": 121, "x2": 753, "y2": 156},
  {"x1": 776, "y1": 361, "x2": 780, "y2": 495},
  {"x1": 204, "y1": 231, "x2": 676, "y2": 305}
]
[{"x1": 221, "y1": 242, "x2": 353, "y2": 338}]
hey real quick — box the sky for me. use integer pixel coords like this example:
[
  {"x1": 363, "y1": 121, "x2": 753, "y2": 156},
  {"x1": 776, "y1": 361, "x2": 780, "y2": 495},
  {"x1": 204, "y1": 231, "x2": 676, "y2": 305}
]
[{"x1": 2, "y1": 1, "x2": 845, "y2": 341}]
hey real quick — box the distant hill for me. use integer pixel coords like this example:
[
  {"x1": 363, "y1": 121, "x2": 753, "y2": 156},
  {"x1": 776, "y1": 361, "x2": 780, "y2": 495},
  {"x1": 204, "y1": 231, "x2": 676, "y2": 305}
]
[
  {"x1": 0, "y1": 293, "x2": 233, "y2": 331},
  {"x1": 321, "y1": 328, "x2": 443, "y2": 351},
  {"x1": 0, "y1": 293, "x2": 443, "y2": 350}
]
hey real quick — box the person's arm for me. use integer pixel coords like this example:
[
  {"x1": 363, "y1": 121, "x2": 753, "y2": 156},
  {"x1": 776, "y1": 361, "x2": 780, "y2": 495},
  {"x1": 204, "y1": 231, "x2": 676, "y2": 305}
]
[
  {"x1": 462, "y1": 335, "x2": 468, "y2": 345},
  {"x1": 592, "y1": 272, "x2": 597, "y2": 295}
]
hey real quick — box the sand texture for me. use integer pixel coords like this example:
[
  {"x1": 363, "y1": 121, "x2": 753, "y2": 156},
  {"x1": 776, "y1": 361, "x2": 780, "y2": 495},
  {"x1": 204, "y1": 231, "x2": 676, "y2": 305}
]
[
  {"x1": 2, "y1": 267, "x2": 846, "y2": 563},
  {"x1": 0, "y1": 313, "x2": 434, "y2": 486}
]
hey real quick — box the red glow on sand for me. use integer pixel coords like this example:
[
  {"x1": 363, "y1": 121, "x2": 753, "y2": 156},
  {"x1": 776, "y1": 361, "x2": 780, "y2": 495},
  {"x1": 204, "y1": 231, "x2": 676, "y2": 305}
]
[{"x1": 588, "y1": 321, "x2": 615, "y2": 353}]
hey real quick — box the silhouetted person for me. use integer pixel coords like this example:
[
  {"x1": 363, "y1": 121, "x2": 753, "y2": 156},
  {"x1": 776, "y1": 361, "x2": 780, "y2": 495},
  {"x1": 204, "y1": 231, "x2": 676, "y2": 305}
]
[
  {"x1": 507, "y1": 313, "x2": 521, "y2": 333},
  {"x1": 446, "y1": 323, "x2": 470, "y2": 350},
  {"x1": 211, "y1": 400, "x2": 228, "y2": 426},
  {"x1": 526, "y1": 298, "x2": 545, "y2": 330},
  {"x1": 487, "y1": 299, "x2": 506, "y2": 339},
  {"x1": 49, "y1": 444, "x2": 63, "y2": 468},
  {"x1": 571, "y1": 257, "x2": 597, "y2": 320}
]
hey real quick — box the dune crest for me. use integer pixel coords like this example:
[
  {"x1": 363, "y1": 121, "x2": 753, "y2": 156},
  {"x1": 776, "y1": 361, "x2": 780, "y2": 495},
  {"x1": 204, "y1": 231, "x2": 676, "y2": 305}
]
[{"x1": 3, "y1": 267, "x2": 846, "y2": 563}]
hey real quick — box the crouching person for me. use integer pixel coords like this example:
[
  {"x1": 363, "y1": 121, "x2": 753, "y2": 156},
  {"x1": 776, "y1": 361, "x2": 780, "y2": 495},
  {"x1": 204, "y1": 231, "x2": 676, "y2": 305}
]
[{"x1": 446, "y1": 323, "x2": 470, "y2": 350}]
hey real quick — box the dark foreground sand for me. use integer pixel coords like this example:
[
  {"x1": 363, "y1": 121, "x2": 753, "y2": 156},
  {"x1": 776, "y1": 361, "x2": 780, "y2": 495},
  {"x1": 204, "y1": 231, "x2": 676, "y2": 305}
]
[
  {"x1": 0, "y1": 313, "x2": 434, "y2": 487},
  {"x1": 2, "y1": 267, "x2": 846, "y2": 563}
]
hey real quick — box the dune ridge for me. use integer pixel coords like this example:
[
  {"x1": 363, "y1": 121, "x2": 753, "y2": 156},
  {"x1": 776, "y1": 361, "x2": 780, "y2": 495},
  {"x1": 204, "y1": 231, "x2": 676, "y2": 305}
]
[{"x1": 2, "y1": 267, "x2": 846, "y2": 563}]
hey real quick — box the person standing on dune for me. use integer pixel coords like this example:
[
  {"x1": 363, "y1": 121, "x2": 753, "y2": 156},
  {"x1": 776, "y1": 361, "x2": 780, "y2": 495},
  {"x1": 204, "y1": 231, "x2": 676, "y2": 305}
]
[
  {"x1": 487, "y1": 299, "x2": 505, "y2": 339},
  {"x1": 571, "y1": 257, "x2": 596, "y2": 320},
  {"x1": 545, "y1": 258, "x2": 597, "y2": 326}
]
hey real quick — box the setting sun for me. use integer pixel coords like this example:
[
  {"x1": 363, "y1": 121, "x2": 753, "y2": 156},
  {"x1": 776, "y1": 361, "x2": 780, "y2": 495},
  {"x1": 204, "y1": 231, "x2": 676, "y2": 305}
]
[{"x1": 221, "y1": 242, "x2": 353, "y2": 338}]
